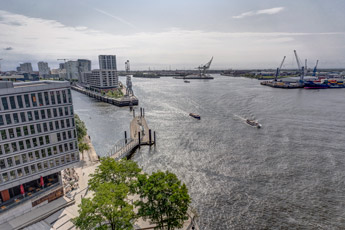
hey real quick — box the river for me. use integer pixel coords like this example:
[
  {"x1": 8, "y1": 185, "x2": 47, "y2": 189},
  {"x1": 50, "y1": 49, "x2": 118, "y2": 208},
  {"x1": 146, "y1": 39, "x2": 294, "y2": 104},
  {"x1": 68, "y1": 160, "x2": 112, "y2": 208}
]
[{"x1": 72, "y1": 75, "x2": 345, "y2": 229}]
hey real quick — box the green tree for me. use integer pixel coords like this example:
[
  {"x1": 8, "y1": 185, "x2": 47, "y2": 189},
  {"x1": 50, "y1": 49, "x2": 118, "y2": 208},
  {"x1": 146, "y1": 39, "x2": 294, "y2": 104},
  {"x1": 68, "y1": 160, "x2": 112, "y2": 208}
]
[
  {"x1": 135, "y1": 171, "x2": 191, "y2": 230},
  {"x1": 88, "y1": 157, "x2": 141, "y2": 192},
  {"x1": 72, "y1": 182, "x2": 135, "y2": 230},
  {"x1": 74, "y1": 114, "x2": 90, "y2": 153}
]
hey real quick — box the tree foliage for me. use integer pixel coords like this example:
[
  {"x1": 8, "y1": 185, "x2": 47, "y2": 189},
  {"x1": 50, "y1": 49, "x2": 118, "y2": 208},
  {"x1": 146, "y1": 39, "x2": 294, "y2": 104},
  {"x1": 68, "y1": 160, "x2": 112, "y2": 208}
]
[
  {"x1": 88, "y1": 157, "x2": 141, "y2": 192},
  {"x1": 106, "y1": 89, "x2": 124, "y2": 99},
  {"x1": 135, "y1": 171, "x2": 191, "y2": 230},
  {"x1": 72, "y1": 183, "x2": 135, "y2": 230},
  {"x1": 75, "y1": 114, "x2": 87, "y2": 142}
]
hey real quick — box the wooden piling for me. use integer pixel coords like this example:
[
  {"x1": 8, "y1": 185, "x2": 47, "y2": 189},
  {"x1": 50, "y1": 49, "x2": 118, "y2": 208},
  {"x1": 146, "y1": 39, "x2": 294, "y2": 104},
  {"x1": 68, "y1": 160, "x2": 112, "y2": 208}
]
[
  {"x1": 124, "y1": 131, "x2": 127, "y2": 144},
  {"x1": 138, "y1": 132, "x2": 141, "y2": 147},
  {"x1": 154, "y1": 131, "x2": 156, "y2": 145},
  {"x1": 149, "y1": 129, "x2": 152, "y2": 145}
]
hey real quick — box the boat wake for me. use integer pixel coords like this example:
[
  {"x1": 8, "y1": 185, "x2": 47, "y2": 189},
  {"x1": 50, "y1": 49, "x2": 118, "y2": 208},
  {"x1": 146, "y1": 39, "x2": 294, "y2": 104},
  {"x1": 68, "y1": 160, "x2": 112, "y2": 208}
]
[{"x1": 233, "y1": 114, "x2": 262, "y2": 128}]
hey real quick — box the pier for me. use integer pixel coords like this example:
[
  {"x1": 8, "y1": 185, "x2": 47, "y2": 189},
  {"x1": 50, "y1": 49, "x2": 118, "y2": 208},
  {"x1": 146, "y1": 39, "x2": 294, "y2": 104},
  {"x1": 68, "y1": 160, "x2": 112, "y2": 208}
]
[
  {"x1": 107, "y1": 108, "x2": 155, "y2": 160},
  {"x1": 71, "y1": 85, "x2": 139, "y2": 107}
]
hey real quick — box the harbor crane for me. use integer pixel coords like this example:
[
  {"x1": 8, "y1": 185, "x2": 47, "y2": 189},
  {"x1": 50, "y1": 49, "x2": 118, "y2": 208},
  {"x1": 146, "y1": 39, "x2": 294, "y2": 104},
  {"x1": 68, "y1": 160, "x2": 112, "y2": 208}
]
[
  {"x1": 294, "y1": 50, "x2": 305, "y2": 82},
  {"x1": 304, "y1": 59, "x2": 308, "y2": 76},
  {"x1": 274, "y1": 56, "x2": 286, "y2": 81},
  {"x1": 312, "y1": 60, "x2": 319, "y2": 77},
  {"x1": 197, "y1": 57, "x2": 213, "y2": 76},
  {"x1": 125, "y1": 60, "x2": 130, "y2": 73}
]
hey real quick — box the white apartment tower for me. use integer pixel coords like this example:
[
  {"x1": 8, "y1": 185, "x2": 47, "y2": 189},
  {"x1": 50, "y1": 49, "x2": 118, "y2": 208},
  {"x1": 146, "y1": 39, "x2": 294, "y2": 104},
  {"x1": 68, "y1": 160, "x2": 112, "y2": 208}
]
[{"x1": 98, "y1": 55, "x2": 117, "y2": 70}]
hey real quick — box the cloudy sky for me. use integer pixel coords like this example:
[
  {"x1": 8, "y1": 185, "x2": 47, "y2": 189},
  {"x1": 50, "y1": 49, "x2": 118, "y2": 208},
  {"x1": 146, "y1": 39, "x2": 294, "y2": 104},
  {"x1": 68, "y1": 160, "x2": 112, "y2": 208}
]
[{"x1": 0, "y1": 0, "x2": 344, "y2": 71}]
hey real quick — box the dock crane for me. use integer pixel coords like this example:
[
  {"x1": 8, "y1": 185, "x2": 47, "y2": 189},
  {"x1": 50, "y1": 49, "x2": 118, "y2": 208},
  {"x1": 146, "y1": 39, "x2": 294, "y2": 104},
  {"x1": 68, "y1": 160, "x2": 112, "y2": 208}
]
[
  {"x1": 294, "y1": 50, "x2": 304, "y2": 82},
  {"x1": 274, "y1": 56, "x2": 286, "y2": 81},
  {"x1": 197, "y1": 57, "x2": 213, "y2": 76},
  {"x1": 312, "y1": 60, "x2": 319, "y2": 77}
]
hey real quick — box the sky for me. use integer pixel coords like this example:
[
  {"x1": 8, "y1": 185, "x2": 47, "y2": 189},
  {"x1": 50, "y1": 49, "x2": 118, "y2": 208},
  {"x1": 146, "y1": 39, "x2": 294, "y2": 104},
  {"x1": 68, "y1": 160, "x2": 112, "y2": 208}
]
[{"x1": 0, "y1": 0, "x2": 344, "y2": 71}]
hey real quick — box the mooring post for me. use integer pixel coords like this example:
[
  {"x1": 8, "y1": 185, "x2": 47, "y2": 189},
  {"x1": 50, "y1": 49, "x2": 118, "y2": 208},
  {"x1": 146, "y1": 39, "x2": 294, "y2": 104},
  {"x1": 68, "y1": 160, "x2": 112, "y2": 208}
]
[
  {"x1": 140, "y1": 107, "x2": 142, "y2": 117},
  {"x1": 154, "y1": 131, "x2": 156, "y2": 145},
  {"x1": 138, "y1": 132, "x2": 141, "y2": 147},
  {"x1": 124, "y1": 131, "x2": 127, "y2": 144},
  {"x1": 133, "y1": 109, "x2": 135, "y2": 118},
  {"x1": 143, "y1": 108, "x2": 145, "y2": 117},
  {"x1": 149, "y1": 129, "x2": 152, "y2": 145}
]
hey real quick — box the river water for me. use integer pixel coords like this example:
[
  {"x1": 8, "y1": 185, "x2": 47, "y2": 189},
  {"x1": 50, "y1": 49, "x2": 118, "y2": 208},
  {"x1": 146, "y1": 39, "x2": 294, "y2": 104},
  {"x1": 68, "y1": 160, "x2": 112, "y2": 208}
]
[{"x1": 72, "y1": 75, "x2": 345, "y2": 229}]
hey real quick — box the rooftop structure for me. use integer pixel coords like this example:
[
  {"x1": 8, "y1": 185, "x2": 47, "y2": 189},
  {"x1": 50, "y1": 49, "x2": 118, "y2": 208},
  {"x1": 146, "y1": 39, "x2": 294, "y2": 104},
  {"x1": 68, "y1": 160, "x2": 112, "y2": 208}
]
[{"x1": 99, "y1": 55, "x2": 117, "y2": 70}]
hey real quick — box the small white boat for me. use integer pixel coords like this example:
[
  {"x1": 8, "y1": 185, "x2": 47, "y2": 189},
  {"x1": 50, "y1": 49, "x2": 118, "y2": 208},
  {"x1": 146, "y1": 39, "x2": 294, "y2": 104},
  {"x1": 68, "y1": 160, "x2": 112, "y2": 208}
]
[
  {"x1": 189, "y1": 113, "x2": 201, "y2": 119},
  {"x1": 246, "y1": 119, "x2": 262, "y2": 128}
]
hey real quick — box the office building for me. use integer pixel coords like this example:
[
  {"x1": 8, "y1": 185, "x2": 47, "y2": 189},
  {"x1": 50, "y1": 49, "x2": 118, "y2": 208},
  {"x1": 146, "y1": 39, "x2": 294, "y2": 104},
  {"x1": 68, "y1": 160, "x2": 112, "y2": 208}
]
[
  {"x1": 0, "y1": 81, "x2": 79, "y2": 223},
  {"x1": 37, "y1": 62, "x2": 51, "y2": 78},
  {"x1": 98, "y1": 55, "x2": 117, "y2": 70},
  {"x1": 65, "y1": 61, "x2": 79, "y2": 80},
  {"x1": 19, "y1": 63, "x2": 33, "y2": 73},
  {"x1": 77, "y1": 59, "x2": 91, "y2": 83},
  {"x1": 84, "y1": 69, "x2": 118, "y2": 91}
]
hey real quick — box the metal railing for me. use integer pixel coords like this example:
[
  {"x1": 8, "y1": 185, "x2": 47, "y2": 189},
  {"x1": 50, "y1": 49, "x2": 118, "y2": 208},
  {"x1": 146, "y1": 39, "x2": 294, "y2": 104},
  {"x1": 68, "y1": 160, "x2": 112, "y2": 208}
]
[{"x1": 107, "y1": 138, "x2": 141, "y2": 160}]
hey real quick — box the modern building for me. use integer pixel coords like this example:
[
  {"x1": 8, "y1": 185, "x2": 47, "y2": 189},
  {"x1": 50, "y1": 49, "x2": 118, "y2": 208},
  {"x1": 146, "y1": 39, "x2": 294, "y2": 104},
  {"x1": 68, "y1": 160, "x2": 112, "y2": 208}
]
[
  {"x1": 19, "y1": 63, "x2": 33, "y2": 73},
  {"x1": 77, "y1": 59, "x2": 91, "y2": 83},
  {"x1": 0, "y1": 81, "x2": 79, "y2": 223},
  {"x1": 84, "y1": 69, "x2": 118, "y2": 91},
  {"x1": 65, "y1": 61, "x2": 79, "y2": 81},
  {"x1": 37, "y1": 62, "x2": 51, "y2": 78},
  {"x1": 98, "y1": 55, "x2": 117, "y2": 70}
]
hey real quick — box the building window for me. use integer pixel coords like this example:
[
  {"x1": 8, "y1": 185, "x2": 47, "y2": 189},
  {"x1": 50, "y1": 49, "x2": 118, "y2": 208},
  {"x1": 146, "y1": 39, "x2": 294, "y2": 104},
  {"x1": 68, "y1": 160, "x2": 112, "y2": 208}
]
[
  {"x1": 55, "y1": 158, "x2": 60, "y2": 166},
  {"x1": 68, "y1": 130, "x2": 72, "y2": 139},
  {"x1": 17, "y1": 95, "x2": 24, "y2": 108},
  {"x1": 59, "y1": 144, "x2": 63, "y2": 153},
  {"x1": 47, "y1": 109, "x2": 52, "y2": 118},
  {"x1": 9, "y1": 96, "x2": 16, "y2": 109},
  {"x1": 55, "y1": 120, "x2": 60, "y2": 130},
  {"x1": 56, "y1": 91, "x2": 62, "y2": 104},
  {"x1": 62, "y1": 90, "x2": 67, "y2": 103},
  {"x1": 53, "y1": 108, "x2": 57, "y2": 117},
  {"x1": 4, "y1": 144, "x2": 10, "y2": 154},
  {"x1": 10, "y1": 170, "x2": 16, "y2": 180},
  {"x1": 8, "y1": 128, "x2": 14, "y2": 138},
  {"x1": 31, "y1": 165, "x2": 36, "y2": 173},
  {"x1": 7, "y1": 157, "x2": 13, "y2": 167},
  {"x1": 39, "y1": 136, "x2": 44, "y2": 145},
  {"x1": 23, "y1": 126, "x2": 29, "y2": 135},
  {"x1": 0, "y1": 115, "x2": 4, "y2": 126},
  {"x1": 45, "y1": 135, "x2": 50, "y2": 144},
  {"x1": 24, "y1": 166, "x2": 30, "y2": 175},
  {"x1": 50, "y1": 91, "x2": 56, "y2": 104},
  {"x1": 69, "y1": 142, "x2": 73, "y2": 150},
  {"x1": 41, "y1": 110, "x2": 46, "y2": 119},
  {"x1": 38, "y1": 92, "x2": 44, "y2": 106},
  {"x1": 49, "y1": 122, "x2": 53, "y2": 130},
  {"x1": 34, "y1": 110, "x2": 39, "y2": 120},
  {"x1": 61, "y1": 156, "x2": 65, "y2": 164},
  {"x1": 5, "y1": 114, "x2": 12, "y2": 125},
  {"x1": 62, "y1": 132, "x2": 66, "y2": 140},
  {"x1": 2, "y1": 173, "x2": 8, "y2": 182},
  {"x1": 49, "y1": 160, "x2": 54, "y2": 168},
  {"x1": 27, "y1": 111, "x2": 33, "y2": 121},
  {"x1": 16, "y1": 127, "x2": 22, "y2": 137},
  {"x1": 1, "y1": 130, "x2": 7, "y2": 140},
  {"x1": 17, "y1": 169, "x2": 23, "y2": 178},
  {"x1": 35, "y1": 150, "x2": 40, "y2": 159},
  {"x1": 13, "y1": 113, "x2": 19, "y2": 123},
  {"x1": 0, "y1": 145, "x2": 2, "y2": 155},
  {"x1": 53, "y1": 146, "x2": 57, "y2": 154},
  {"x1": 60, "y1": 120, "x2": 65, "y2": 129},
  {"x1": 66, "y1": 119, "x2": 70, "y2": 127},
  {"x1": 0, "y1": 159, "x2": 5, "y2": 169},
  {"x1": 71, "y1": 153, "x2": 76, "y2": 161},
  {"x1": 43, "y1": 161, "x2": 48, "y2": 169},
  {"x1": 64, "y1": 143, "x2": 68, "y2": 151},
  {"x1": 57, "y1": 133, "x2": 61, "y2": 142},
  {"x1": 66, "y1": 155, "x2": 71, "y2": 163},
  {"x1": 11, "y1": 142, "x2": 18, "y2": 152},
  {"x1": 59, "y1": 108, "x2": 63, "y2": 116},
  {"x1": 28, "y1": 152, "x2": 34, "y2": 161},
  {"x1": 41, "y1": 149, "x2": 46, "y2": 158},
  {"x1": 22, "y1": 153, "x2": 28, "y2": 163},
  {"x1": 19, "y1": 141, "x2": 25, "y2": 150},
  {"x1": 2, "y1": 97, "x2": 9, "y2": 110},
  {"x1": 44, "y1": 92, "x2": 50, "y2": 105},
  {"x1": 37, "y1": 163, "x2": 42, "y2": 171},
  {"x1": 30, "y1": 125, "x2": 35, "y2": 134},
  {"x1": 31, "y1": 93, "x2": 37, "y2": 107},
  {"x1": 47, "y1": 147, "x2": 52, "y2": 156},
  {"x1": 20, "y1": 112, "x2": 26, "y2": 122},
  {"x1": 33, "y1": 138, "x2": 38, "y2": 147},
  {"x1": 37, "y1": 124, "x2": 42, "y2": 133},
  {"x1": 43, "y1": 123, "x2": 48, "y2": 132},
  {"x1": 24, "y1": 94, "x2": 30, "y2": 107},
  {"x1": 64, "y1": 106, "x2": 69, "y2": 116},
  {"x1": 26, "y1": 139, "x2": 31, "y2": 149},
  {"x1": 14, "y1": 155, "x2": 21, "y2": 165}
]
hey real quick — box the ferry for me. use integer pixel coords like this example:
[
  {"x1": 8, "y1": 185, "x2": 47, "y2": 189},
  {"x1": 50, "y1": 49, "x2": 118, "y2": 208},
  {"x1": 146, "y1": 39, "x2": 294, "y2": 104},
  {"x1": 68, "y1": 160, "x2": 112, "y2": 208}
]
[
  {"x1": 246, "y1": 119, "x2": 261, "y2": 128},
  {"x1": 189, "y1": 113, "x2": 201, "y2": 119}
]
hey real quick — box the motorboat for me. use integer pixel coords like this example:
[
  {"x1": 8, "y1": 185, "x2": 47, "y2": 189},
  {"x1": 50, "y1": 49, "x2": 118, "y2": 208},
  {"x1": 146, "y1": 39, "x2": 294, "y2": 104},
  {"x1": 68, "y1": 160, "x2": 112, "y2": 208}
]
[
  {"x1": 189, "y1": 113, "x2": 201, "y2": 119},
  {"x1": 246, "y1": 119, "x2": 261, "y2": 128},
  {"x1": 184, "y1": 80, "x2": 190, "y2": 83}
]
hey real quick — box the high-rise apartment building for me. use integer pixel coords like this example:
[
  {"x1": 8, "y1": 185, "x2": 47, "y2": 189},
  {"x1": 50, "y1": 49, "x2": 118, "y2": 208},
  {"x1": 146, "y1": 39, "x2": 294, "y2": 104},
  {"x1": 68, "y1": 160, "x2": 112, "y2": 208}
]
[
  {"x1": 19, "y1": 63, "x2": 33, "y2": 73},
  {"x1": 37, "y1": 62, "x2": 51, "y2": 78},
  {"x1": 84, "y1": 69, "x2": 118, "y2": 91},
  {"x1": 65, "y1": 61, "x2": 79, "y2": 80},
  {"x1": 0, "y1": 81, "x2": 79, "y2": 223},
  {"x1": 98, "y1": 55, "x2": 117, "y2": 70}
]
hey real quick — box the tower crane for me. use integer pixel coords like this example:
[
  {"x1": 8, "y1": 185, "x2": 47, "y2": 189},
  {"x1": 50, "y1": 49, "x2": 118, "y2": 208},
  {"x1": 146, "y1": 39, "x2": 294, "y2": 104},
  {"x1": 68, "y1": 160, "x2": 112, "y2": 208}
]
[
  {"x1": 294, "y1": 50, "x2": 305, "y2": 82},
  {"x1": 274, "y1": 56, "x2": 286, "y2": 81}
]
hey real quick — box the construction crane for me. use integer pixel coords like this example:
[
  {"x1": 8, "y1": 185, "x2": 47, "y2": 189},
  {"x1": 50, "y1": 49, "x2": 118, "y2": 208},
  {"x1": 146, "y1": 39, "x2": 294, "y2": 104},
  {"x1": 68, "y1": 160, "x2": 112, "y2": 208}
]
[
  {"x1": 312, "y1": 60, "x2": 319, "y2": 77},
  {"x1": 57, "y1": 58, "x2": 68, "y2": 68},
  {"x1": 274, "y1": 56, "x2": 286, "y2": 81},
  {"x1": 197, "y1": 57, "x2": 213, "y2": 76},
  {"x1": 293, "y1": 50, "x2": 305, "y2": 82}
]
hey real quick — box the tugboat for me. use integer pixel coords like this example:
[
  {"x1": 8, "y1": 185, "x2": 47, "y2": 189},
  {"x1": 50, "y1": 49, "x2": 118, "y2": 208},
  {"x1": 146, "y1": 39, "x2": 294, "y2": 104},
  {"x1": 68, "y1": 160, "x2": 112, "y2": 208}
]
[
  {"x1": 246, "y1": 119, "x2": 261, "y2": 128},
  {"x1": 189, "y1": 113, "x2": 201, "y2": 119}
]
